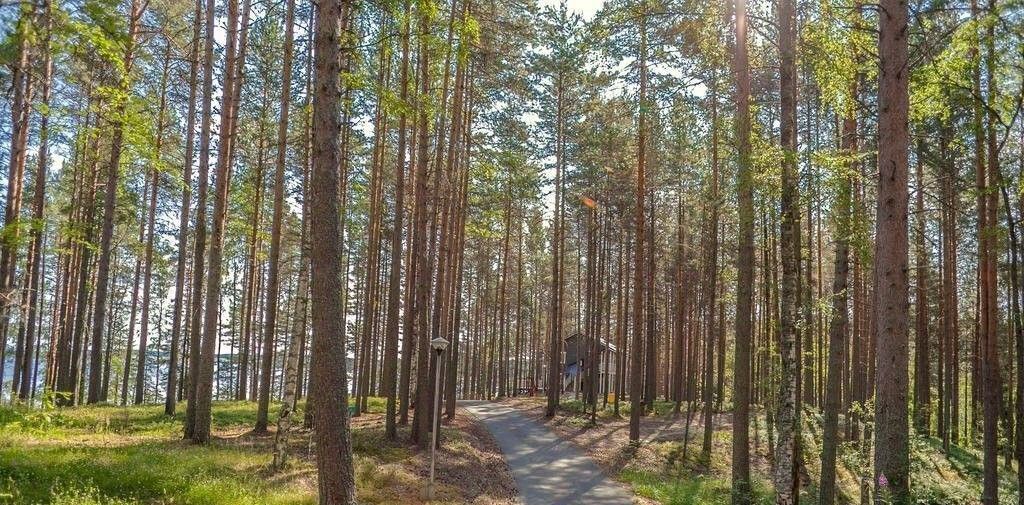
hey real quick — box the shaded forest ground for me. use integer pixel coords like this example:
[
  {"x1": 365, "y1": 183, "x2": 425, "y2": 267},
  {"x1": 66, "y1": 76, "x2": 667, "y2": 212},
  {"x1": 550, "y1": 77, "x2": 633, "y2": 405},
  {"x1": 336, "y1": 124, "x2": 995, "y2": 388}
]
[
  {"x1": 0, "y1": 398, "x2": 516, "y2": 505},
  {"x1": 501, "y1": 396, "x2": 1020, "y2": 505}
]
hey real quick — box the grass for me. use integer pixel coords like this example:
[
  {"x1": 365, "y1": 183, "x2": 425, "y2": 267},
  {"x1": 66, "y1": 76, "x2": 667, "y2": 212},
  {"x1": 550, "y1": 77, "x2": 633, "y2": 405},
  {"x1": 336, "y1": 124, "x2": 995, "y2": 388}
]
[
  {"x1": 621, "y1": 469, "x2": 775, "y2": 505},
  {"x1": 0, "y1": 396, "x2": 492, "y2": 505},
  {"x1": 0, "y1": 401, "x2": 322, "y2": 505}
]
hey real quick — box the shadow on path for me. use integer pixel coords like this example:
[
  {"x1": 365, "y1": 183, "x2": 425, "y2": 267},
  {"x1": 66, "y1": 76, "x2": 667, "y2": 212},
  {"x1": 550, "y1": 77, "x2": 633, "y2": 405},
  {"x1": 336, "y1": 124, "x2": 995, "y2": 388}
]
[{"x1": 459, "y1": 400, "x2": 636, "y2": 505}]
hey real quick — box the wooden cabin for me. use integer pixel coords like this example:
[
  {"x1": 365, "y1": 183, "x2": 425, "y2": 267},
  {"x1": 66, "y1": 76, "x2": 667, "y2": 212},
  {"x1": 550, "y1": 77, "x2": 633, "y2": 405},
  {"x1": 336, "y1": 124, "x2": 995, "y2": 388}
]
[{"x1": 561, "y1": 333, "x2": 617, "y2": 398}]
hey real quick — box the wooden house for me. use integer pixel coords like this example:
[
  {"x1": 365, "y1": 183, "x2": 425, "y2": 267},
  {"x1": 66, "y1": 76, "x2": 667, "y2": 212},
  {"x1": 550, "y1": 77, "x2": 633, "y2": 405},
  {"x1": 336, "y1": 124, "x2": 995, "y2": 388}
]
[{"x1": 561, "y1": 333, "x2": 617, "y2": 399}]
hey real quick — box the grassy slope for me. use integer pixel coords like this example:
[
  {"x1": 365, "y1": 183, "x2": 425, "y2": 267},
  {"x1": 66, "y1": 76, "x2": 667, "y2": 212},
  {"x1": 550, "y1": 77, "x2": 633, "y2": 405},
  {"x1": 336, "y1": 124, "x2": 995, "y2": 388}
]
[
  {"x1": 0, "y1": 398, "x2": 514, "y2": 505},
  {"x1": 524, "y1": 398, "x2": 1019, "y2": 505}
]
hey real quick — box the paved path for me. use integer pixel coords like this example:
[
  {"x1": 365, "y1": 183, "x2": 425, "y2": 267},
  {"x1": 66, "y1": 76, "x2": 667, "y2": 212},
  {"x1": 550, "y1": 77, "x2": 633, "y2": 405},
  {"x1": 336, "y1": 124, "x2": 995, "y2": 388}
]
[{"x1": 460, "y1": 401, "x2": 635, "y2": 505}]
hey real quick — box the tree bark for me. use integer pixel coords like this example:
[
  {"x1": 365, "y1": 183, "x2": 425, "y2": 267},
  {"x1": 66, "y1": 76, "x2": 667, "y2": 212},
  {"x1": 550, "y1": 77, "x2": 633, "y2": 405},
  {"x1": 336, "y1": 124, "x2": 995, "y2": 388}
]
[
  {"x1": 818, "y1": 100, "x2": 856, "y2": 505},
  {"x1": 628, "y1": 1, "x2": 648, "y2": 443},
  {"x1": 16, "y1": 0, "x2": 53, "y2": 402},
  {"x1": 135, "y1": 45, "x2": 170, "y2": 405},
  {"x1": 873, "y1": 0, "x2": 911, "y2": 498},
  {"x1": 383, "y1": 0, "x2": 412, "y2": 440},
  {"x1": 774, "y1": 0, "x2": 800, "y2": 497},
  {"x1": 166, "y1": 0, "x2": 203, "y2": 416},
  {"x1": 184, "y1": 0, "x2": 218, "y2": 438},
  {"x1": 913, "y1": 143, "x2": 930, "y2": 434},
  {"x1": 192, "y1": 0, "x2": 250, "y2": 443},
  {"x1": 308, "y1": 0, "x2": 357, "y2": 498},
  {"x1": 87, "y1": 0, "x2": 143, "y2": 404},
  {"x1": 730, "y1": 0, "x2": 753, "y2": 491},
  {"x1": 255, "y1": 0, "x2": 296, "y2": 432}
]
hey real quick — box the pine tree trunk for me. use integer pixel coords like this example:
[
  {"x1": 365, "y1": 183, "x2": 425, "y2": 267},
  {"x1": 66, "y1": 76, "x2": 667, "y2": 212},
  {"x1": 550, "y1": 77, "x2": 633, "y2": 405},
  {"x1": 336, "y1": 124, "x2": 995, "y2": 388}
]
[
  {"x1": 193, "y1": 0, "x2": 250, "y2": 443},
  {"x1": 134, "y1": 46, "x2": 170, "y2": 405},
  {"x1": 702, "y1": 77, "x2": 720, "y2": 459},
  {"x1": 730, "y1": 0, "x2": 753, "y2": 495},
  {"x1": 0, "y1": 3, "x2": 35, "y2": 395},
  {"x1": 980, "y1": 3, "x2": 1001, "y2": 499},
  {"x1": 308, "y1": 0, "x2": 357, "y2": 498},
  {"x1": 255, "y1": 0, "x2": 295, "y2": 433},
  {"x1": 184, "y1": 0, "x2": 218, "y2": 439},
  {"x1": 410, "y1": 0, "x2": 436, "y2": 448},
  {"x1": 383, "y1": 0, "x2": 412, "y2": 440},
  {"x1": 87, "y1": 0, "x2": 142, "y2": 404},
  {"x1": 166, "y1": 0, "x2": 203, "y2": 416},
  {"x1": 913, "y1": 143, "x2": 930, "y2": 434},
  {"x1": 873, "y1": 0, "x2": 911, "y2": 498},
  {"x1": 818, "y1": 104, "x2": 855, "y2": 505},
  {"x1": 545, "y1": 73, "x2": 564, "y2": 418},
  {"x1": 16, "y1": 0, "x2": 53, "y2": 402},
  {"x1": 628, "y1": 2, "x2": 647, "y2": 443}
]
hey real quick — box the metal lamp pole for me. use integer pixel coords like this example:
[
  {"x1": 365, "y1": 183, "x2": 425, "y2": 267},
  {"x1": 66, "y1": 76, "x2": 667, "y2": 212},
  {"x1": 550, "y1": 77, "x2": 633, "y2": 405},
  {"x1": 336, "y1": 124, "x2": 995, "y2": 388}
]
[{"x1": 427, "y1": 336, "x2": 449, "y2": 500}]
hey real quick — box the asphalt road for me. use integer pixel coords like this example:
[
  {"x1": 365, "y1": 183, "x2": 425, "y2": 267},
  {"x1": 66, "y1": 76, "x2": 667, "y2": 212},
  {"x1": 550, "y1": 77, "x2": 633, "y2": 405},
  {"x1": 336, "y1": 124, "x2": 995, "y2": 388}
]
[{"x1": 460, "y1": 401, "x2": 636, "y2": 505}]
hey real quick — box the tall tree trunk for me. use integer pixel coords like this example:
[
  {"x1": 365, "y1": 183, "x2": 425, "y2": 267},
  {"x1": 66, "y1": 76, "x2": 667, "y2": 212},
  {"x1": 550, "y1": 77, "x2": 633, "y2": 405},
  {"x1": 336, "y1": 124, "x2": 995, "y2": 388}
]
[
  {"x1": 873, "y1": 0, "x2": 911, "y2": 498},
  {"x1": 545, "y1": 71, "x2": 564, "y2": 418},
  {"x1": 410, "y1": 0, "x2": 436, "y2": 448},
  {"x1": 0, "y1": 1, "x2": 35, "y2": 394},
  {"x1": 818, "y1": 101, "x2": 856, "y2": 505},
  {"x1": 17, "y1": 0, "x2": 53, "y2": 402},
  {"x1": 255, "y1": 0, "x2": 296, "y2": 433},
  {"x1": 87, "y1": 0, "x2": 143, "y2": 404},
  {"x1": 628, "y1": 1, "x2": 648, "y2": 443},
  {"x1": 730, "y1": 0, "x2": 753, "y2": 495},
  {"x1": 497, "y1": 194, "x2": 513, "y2": 399},
  {"x1": 774, "y1": 0, "x2": 800, "y2": 497},
  {"x1": 121, "y1": 188, "x2": 146, "y2": 405},
  {"x1": 272, "y1": 12, "x2": 306, "y2": 456},
  {"x1": 184, "y1": 0, "x2": 218, "y2": 438},
  {"x1": 644, "y1": 197, "x2": 657, "y2": 411},
  {"x1": 980, "y1": 2, "x2": 1001, "y2": 500},
  {"x1": 383, "y1": 0, "x2": 412, "y2": 440},
  {"x1": 242, "y1": 87, "x2": 270, "y2": 402},
  {"x1": 309, "y1": 0, "x2": 357, "y2": 498},
  {"x1": 938, "y1": 124, "x2": 958, "y2": 450},
  {"x1": 702, "y1": 77, "x2": 720, "y2": 459},
  {"x1": 193, "y1": 0, "x2": 250, "y2": 443},
  {"x1": 913, "y1": 143, "x2": 930, "y2": 434},
  {"x1": 166, "y1": 0, "x2": 203, "y2": 416},
  {"x1": 1016, "y1": 82, "x2": 1024, "y2": 505},
  {"x1": 135, "y1": 45, "x2": 170, "y2": 405},
  {"x1": 60, "y1": 144, "x2": 99, "y2": 406}
]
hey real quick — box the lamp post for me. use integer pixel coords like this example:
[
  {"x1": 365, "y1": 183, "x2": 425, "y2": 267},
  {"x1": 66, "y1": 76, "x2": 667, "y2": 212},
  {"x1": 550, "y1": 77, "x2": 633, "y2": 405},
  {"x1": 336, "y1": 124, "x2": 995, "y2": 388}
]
[{"x1": 427, "y1": 336, "x2": 449, "y2": 500}]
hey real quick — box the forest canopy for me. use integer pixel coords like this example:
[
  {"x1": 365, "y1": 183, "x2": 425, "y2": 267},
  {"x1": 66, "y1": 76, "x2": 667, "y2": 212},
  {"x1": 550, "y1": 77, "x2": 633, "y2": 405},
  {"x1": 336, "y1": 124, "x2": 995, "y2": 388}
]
[{"x1": 1, "y1": 0, "x2": 1024, "y2": 503}]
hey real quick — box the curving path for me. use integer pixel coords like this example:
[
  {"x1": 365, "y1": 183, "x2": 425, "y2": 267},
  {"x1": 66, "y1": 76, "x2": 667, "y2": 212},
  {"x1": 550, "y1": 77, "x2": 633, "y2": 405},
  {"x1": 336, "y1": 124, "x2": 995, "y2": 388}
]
[{"x1": 460, "y1": 400, "x2": 636, "y2": 505}]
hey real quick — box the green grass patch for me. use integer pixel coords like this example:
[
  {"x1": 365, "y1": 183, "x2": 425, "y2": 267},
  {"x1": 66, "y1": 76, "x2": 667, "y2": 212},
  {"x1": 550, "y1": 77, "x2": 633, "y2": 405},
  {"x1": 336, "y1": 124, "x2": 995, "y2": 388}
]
[
  {"x1": 0, "y1": 398, "x2": 393, "y2": 504},
  {"x1": 621, "y1": 469, "x2": 774, "y2": 505},
  {"x1": 0, "y1": 438, "x2": 315, "y2": 504}
]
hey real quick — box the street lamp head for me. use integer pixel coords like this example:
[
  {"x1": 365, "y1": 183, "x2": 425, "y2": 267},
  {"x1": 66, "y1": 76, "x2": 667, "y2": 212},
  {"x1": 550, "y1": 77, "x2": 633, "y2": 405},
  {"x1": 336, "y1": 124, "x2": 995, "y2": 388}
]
[{"x1": 430, "y1": 337, "x2": 450, "y2": 352}]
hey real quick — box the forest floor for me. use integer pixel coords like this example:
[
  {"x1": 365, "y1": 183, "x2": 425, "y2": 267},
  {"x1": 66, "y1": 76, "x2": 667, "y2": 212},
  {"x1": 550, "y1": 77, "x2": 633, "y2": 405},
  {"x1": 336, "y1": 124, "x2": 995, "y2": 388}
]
[
  {"x1": 499, "y1": 395, "x2": 1020, "y2": 505},
  {"x1": 0, "y1": 397, "x2": 517, "y2": 505}
]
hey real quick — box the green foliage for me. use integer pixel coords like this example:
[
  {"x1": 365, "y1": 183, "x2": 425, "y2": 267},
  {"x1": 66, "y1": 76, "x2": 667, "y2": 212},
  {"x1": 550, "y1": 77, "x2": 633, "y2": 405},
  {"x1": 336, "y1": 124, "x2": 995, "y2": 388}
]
[
  {"x1": 802, "y1": 0, "x2": 874, "y2": 115},
  {"x1": 910, "y1": 14, "x2": 977, "y2": 122},
  {"x1": 749, "y1": 106, "x2": 783, "y2": 198}
]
